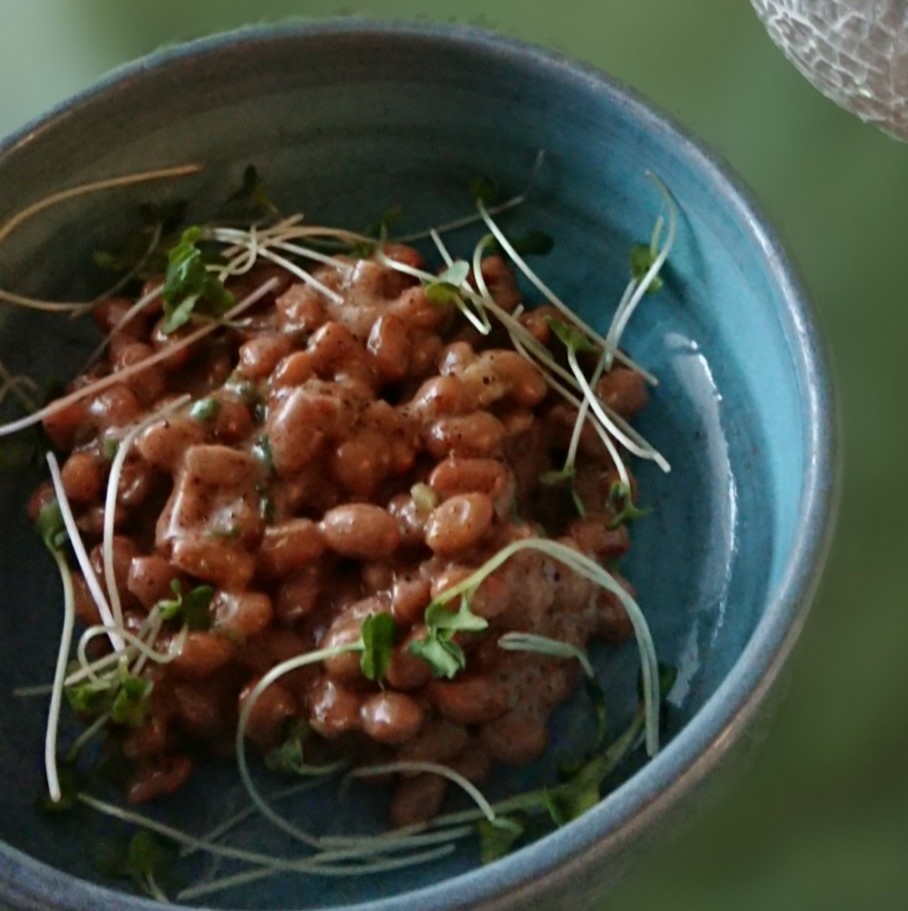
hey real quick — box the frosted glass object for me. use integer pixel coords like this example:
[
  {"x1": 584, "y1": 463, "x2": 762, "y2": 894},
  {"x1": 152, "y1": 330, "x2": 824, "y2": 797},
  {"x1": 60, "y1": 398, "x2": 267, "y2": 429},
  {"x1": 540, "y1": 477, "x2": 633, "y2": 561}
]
[{"x1": 752, "y1": 0, "x2": 908, "y2": 140}]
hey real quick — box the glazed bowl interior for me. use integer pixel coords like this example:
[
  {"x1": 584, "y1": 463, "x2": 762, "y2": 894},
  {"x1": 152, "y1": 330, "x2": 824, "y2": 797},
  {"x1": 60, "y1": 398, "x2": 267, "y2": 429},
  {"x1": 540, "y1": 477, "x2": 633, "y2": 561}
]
[{"x1": 0, "y1": 21, "x2": 834, "y2": 911}]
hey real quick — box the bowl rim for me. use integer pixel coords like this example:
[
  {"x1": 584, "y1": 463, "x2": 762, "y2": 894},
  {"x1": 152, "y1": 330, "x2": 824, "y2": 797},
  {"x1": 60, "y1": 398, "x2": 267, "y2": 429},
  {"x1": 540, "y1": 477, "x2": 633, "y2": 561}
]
[{"x1": 0, "y1": 17, "x2": 839, "y2": 911}]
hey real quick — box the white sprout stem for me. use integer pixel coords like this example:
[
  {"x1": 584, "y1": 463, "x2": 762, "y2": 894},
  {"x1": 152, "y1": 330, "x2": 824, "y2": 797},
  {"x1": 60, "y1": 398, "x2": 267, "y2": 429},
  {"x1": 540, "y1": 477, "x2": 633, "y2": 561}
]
[
  {"x1": 429, "y1": 229, "x2": 455, "y2": 268},
  {"x1": 44, "y1": 547, "x2": 75, "y2": 803},
  {"x1": 474, "y1": 199, "x2": 657, "y2": 383},
  {"x1": 102, "y1": 395, "x2": 190, "y2": 638},
  {"x1": 497, "y1": 632, "x2": 595, "y2": 679},
  {"x1": 66, "y1": 221, "x2": 166, "y2": 325},
  {"x1": 502, "y1": 326, "x2": 633, "y2": 487},
  {"x1": 432, "y1": 536, "x2": 660, "y2": 755},
  {"x1": 82, "y1": 283, "x2": 164, "y2": 369},
  {"x1": 239, "y1": 223, "x2": 372, "y2": 248},
  {"x1": 0, "y1": 277, "x2": 279, "y2": 438},
  {"x1": 235, "y1": 643, "x2": 363, "y2": 849},
  {"x1": 566, "y1": 347, "x2": 670, "y2": 473},
  {"x1": 604, "y1": 173, "x2": 677, "y2": 365},
  {"x1": 144, "y1": 873, "x2": 168, "y2": 903},
  {"x1": 374, "y1": 250, "x2": 491, "y2": 334},
  {"x1": 475, "y1": 198, "x2": 610, "y2": 344},
  {"x1": 63, "y1": 648, "x2": 123, "y2": 687},
  {"x1": 393, "y1": 148, "x2": 546, "y2": 245},
  {"x1": 0, "y1": 290, "x2": 96, "y2": 314},
  {"x1": 183, "y1": 779, "x2": 338, "y2": 858},
  {"x1": 130, "y1": 607, "x2": 166, "y2": 676},
  {"x1": 236, "y1": 645, "x2": 479, "y2": 854},
  {"x1": 0, "y1": 164, "x2": 201, "y2": 247},
  {"x1": 75, "y1": 623, "x2": 183, "y2": 677},
  {"x1": 46, "y1": 452, "x2": 122, "y2": 653},
  {"x1": 77, "y1": 793, "x2": 464, "y2": 901},
  {"x1": 237, "y1": 245, "x2": 343, "y2": 304},
  {"x1": 65, "y1": 711, "x2": 110, "y2": 761},
  {"x1": 350, "y1": 761, "x2": 497, "y2": 825},
  {"x1": 76, "y1": 793, "x2": 318, "y2": 867},
  {"x1": 268, "y1": 239, "x2": 354, "y2": 274},
  {"x1": 471, "y1": 235, "x2": 495, "y2": 301},
  {"x1": 0, "y1": 366, "x2": 39, "y2": 413},
  {"x1": 177, "y1": 844, "x2": 457, "y2": 902},
  {"x1": 0, "y1": 163, "x2": 201, "y2": 312}
]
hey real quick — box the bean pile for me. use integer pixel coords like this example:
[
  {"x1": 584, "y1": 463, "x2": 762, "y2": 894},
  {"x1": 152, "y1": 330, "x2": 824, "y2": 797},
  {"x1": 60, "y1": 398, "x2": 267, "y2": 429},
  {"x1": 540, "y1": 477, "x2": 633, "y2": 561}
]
[{"x1": 30, "y1": 243, "x2": 648, "y2": 826}]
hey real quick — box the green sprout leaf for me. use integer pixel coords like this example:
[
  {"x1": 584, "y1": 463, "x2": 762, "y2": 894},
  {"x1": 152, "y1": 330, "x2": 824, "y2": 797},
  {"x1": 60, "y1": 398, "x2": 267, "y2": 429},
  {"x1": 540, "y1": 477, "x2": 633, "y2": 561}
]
[
  {"x1": 608, "y1": 480, "x2": 649, "y2": 528},
  {"x1": 470, "y1": 175, "x2": 500, "y2": 205},
  {"x1": 544, "y1": 316, "x2": 598, "y2": 354},
  {"x1": 478, "y1": 816, "x2": 525, "y2": 864},
  {"x1": 252, "y1": 434, "x2": 275, "y2": 477},
  {"x1": 161, "y1": 227, "x2": 234, "y2": 333},
  {"x1": 499, "y1": 230, "x2": 554, "y2": 257},
  {"x1": 182, "y1": 585, "x2": 215, "y2": 631},
  {"x1": 37, "y1": 764, "x2": 81, "y2": 813},
  {"x1": 35, "y1": 497, "x2": 67, "y2": 553},
  {"x1": 426, "y1": 261, "x2": 470, "y2": 307},
  {"x1": 543, "y1": 775, "x2": 600, "y2": 826},
  {"x1": 539, "y1": 467, "x2": 585, "y2": 517},
  {"x1": 154, "y1": 580, "x2": 213, "y2": 630},
  {"x1": 629, "y1": 243, "x2": 664, "y2": 292},
  {"x1": 409, "y1": 598, "x2": 489, "y2": 679},
  {"x1": 65, "y1": 677, "x2": 115, "y2": 718},
  {"x1": 127, "y1": 830, "x2": 178, "y2": 898},
  {"x1": 427, "y1": 597, "x2": 489, "y2": 634},
  {"x1": 361, "y1": 204, "x2": 404, "y2": 246},
  {"x1": 585, "y1": 677, "x2": 608, "y2": 750},
  {"x1": 223, "y1": 164, "x2": 278, "y2": 218},
  {"x1": 408, "y1": 635, "x2": 465, "y2": 680},
  {"x1": 110, "y1": 674, "x2": 153, "y2": 727},
  {"x1": 189, "y1": 397, "x2": 221, "y2": 422},
  {"x1": 360, "y1": 612, "x2": 396, "y2": 684},
  {"x1": 265, "y1": 720, "x2": 311, "y2": 775}
]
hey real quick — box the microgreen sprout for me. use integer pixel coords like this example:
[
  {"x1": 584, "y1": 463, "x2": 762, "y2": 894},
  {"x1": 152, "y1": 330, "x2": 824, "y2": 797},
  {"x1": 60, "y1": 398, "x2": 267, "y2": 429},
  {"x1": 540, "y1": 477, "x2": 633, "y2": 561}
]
[
  {"x1": 409, "y1": 598, "x2": 489, "y2": 679},
  {"x1": 470, "y1": 175, "x2": 500, "y2": 205},
  {"x1": 0, "y1": 278, "x2": 279, "y2": 440},
  {"x1": 35, "y1": 497, "x2": 66, "y2": 553},
  {"x1": 603, "y1": 172, "x2": 676, "y2": 367},
  {"x1": 359, "y1": 612, "x2": 395, "y2": 684},
  {"x1": 497, "y1": 632, "x2": 595, "y2": 679},
  {"x1": 478, "y1": 815, "x2": 525, "y2": 864},
  {"x1": 162, "y1": 227, "x2": 235, "y2": 332},
  {"x1": 409, "y1": 482, "x2": 438, "y2": 513},
  {"x1": 0, "y1": 163, "x2": 200, "y2": 314},
  {"x1": 502, "y1": 230, "x2": 554, "y2": 257},
  {"x1": 426, "y1": 536, "x2": 660, "y2": 755},
  {"x1": 265, "y1": 721, "x2": 345, "y2": 778},
  {"x1": 252, "y1": 433, "x2": 275, "y2": 476},
  {"x1": 189, "y1": 396, "x2": 220, "y2": 422},
  {"x1": 1, "y1": 158, "x2": 682, "y2": 893},
  {"x1": 154, "y1": 580, "x2": 214, "y2": 630},
  {"x1": 223, "y1": 164, "x2": 279, "y2": 219},
  {"x1": 608, "y1": 480, "x2": 649, "y2": 528},
  {"x1": 498, "y1": 632, "x2": 607, "y2": 746},
  {"x1": 127, "y1": 830, "x2": 179, "y2": 901}
]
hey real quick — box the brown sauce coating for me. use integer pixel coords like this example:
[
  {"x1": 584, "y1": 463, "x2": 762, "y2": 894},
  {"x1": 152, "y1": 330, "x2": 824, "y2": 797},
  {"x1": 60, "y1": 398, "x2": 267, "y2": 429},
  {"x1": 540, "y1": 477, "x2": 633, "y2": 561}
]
[{"x1": 40, "y1": 249, "x2": 646, "y2": 819}]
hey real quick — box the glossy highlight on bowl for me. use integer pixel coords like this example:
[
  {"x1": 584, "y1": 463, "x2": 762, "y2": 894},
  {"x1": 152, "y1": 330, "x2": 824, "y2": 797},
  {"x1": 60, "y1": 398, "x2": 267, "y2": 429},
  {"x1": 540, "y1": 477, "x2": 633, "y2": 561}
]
[{"x1": 0, "y1": 20, "x2": 837, "y2": 911}]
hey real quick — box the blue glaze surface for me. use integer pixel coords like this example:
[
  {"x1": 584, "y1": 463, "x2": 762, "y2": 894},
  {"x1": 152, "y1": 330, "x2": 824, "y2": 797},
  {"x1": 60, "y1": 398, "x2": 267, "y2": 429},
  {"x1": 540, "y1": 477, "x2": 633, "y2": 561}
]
[{"x1": 0, "y1": 20, "x2": 836, "y2": 911}]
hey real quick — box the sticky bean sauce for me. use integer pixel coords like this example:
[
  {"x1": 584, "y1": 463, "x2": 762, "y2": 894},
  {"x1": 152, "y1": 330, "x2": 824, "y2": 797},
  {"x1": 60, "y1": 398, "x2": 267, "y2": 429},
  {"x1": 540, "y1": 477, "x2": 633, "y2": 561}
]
[{"x1": 40, "y1": 250, "x2": 647, "y2": 817}]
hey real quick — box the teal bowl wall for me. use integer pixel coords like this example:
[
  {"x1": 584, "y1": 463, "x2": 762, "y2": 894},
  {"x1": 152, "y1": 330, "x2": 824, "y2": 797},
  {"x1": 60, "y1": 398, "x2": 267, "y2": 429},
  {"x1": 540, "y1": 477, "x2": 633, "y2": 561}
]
[{"x1": 0, "y1": 21, "x2": 835, "y2": 911}]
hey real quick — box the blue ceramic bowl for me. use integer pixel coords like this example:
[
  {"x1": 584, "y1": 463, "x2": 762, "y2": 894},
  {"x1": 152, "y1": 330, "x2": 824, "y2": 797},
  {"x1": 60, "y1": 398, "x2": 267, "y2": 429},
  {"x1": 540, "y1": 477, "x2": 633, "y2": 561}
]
[{"x1": 0, "y1": 20, "x2": 836, "y2": 911}]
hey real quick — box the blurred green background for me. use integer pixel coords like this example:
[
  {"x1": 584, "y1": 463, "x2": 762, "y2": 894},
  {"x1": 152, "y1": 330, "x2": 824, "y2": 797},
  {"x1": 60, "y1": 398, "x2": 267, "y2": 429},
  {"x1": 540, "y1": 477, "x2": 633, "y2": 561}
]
[{"x1": 2, "y1": 1, "x2": 906, "y2": 909}]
